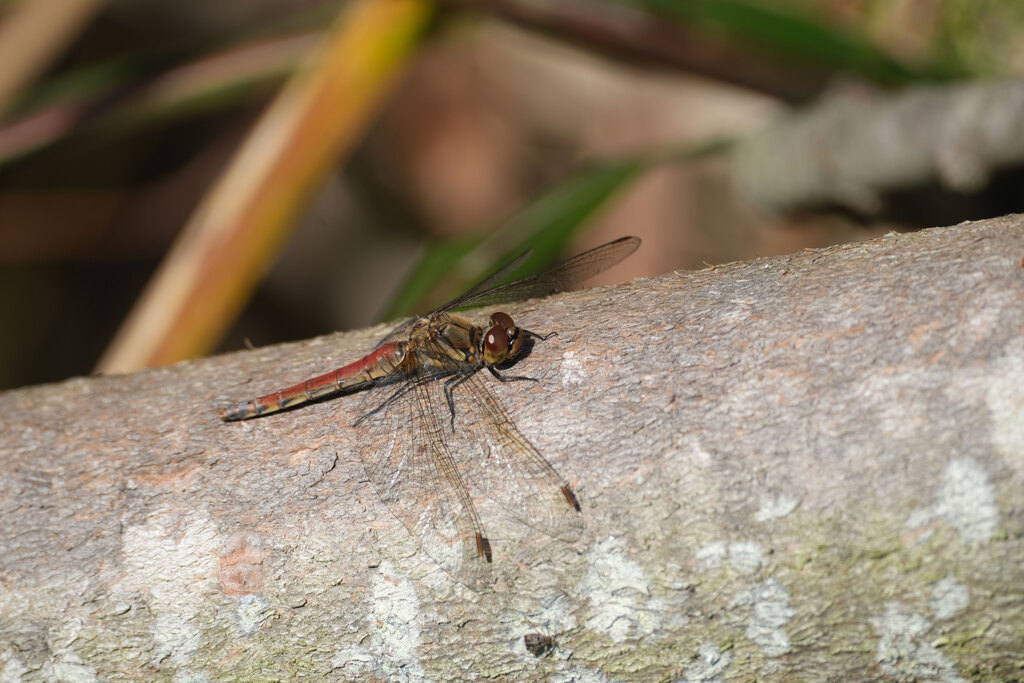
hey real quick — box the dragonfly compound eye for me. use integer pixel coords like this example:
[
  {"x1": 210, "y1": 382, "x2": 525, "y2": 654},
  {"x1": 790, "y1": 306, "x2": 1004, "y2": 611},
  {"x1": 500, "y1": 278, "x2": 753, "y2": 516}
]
[
  {"x1": 483, "y1": 312, "x2": 523, "y2": 365},
  {"x1": 483, "y1": 324, "x2": 511, "y2": 365},
  {"x1": 490, "y1": 311, "x2": 514, "y2": 330}
]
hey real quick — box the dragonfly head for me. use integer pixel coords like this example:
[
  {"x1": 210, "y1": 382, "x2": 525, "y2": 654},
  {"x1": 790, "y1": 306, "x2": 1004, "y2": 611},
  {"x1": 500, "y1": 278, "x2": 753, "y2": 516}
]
[{"x1": 482, "y1": 311, "x2": 523, "y2": 366}]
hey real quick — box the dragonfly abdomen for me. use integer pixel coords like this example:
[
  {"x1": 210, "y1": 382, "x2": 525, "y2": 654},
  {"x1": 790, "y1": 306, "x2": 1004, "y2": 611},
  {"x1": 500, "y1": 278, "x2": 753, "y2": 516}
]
[{"x1": 220, "y1": 342, "x2": 405, "y2": 421}]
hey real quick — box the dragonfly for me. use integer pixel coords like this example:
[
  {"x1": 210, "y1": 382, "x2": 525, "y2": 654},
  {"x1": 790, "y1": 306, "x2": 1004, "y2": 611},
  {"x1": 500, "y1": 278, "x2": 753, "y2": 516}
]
[{"x1": 221, "y1": 236, "x2": 641, "y2": 585}]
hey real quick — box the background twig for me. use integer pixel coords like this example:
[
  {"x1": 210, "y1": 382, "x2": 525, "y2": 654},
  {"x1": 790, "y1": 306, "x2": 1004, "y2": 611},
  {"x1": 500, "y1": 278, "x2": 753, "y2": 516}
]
[{"x1": 734, "y1": 79, "x2": 1024, "y2": 213}]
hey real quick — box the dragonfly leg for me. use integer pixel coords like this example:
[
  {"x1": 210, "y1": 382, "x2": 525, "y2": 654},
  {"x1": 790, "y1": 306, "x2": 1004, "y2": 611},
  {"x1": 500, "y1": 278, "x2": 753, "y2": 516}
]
[
  {"x1": 523, "y1": 328, "x2": 557, "y2": 342},
  {"x1": 443, "y1": 372, "x2": 475, "y2": 432},
  {"x1": 487, "y1": 365, "x2": 539, "y2": 385}
]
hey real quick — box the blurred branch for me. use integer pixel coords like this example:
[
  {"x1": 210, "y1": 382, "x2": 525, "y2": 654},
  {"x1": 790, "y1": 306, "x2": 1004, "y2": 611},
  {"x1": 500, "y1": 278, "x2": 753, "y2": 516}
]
[
  {"x1": 0, "y1": 0, "x2": 107, "y2": 115},
  {"x1": 732, "y1": 79, "x2": 1024, "y2": 213},
  {"x1": 446, "y1": 0, "x2": 953, "y2": 103},
  {"x1": 95, "y1": 0, "x2": 433, "y2": 374}
]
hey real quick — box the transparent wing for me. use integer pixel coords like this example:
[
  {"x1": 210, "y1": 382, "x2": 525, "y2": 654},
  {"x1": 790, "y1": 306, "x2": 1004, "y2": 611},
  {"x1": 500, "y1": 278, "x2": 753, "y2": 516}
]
[
  {"x1": 376, "y1": 237, "x2": 639, "y2": 346},
  {"x1": 436, "y1": 236, "x2": 640, "y2": 313},
  {"x1": 437, "y1": 247, "x2": 534, "y2": 308},
  {"x1": 456, "y1": 372, "x2": 584, "y2": 542},
  {"x1": 354, "y1": 346, "x2": 582, "y2": 584},
  {"x1": 369, "y1": 316, "x2": 420, "y2": 352},
  {"x1": 357, "y1": 360, "x2": 492, "y2": 587}
]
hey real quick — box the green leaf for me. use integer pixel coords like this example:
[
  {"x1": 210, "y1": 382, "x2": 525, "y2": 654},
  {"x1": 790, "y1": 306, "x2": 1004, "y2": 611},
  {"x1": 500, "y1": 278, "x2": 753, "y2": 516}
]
[{"x1": 631, "y1": 0, "x2": 965, "y2": 84}]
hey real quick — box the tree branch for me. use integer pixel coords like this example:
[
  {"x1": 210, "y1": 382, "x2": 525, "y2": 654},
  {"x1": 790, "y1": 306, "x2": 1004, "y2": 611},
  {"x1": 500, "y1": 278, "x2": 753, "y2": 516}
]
[
  {"x1": 733, "y1": 80, "x2": 1024, "y2": 213},
  {"x1": 2, "y1": 218, "x2": 1023, "y2": 680}
]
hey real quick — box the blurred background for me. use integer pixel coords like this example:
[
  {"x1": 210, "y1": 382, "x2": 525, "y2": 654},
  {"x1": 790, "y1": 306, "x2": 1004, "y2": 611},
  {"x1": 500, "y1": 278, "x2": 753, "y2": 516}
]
[{"x1": 2, "y1": 0, "x2": 1024, "y2": 391}]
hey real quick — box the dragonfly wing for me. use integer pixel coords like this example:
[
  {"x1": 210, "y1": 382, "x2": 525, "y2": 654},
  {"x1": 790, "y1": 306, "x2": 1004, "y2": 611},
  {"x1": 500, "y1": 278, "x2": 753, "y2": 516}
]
[
  {"x1": 358, "y1": 372, "x2": 492, "y2": 587},
  {"x1": 433, "y1": 247, "x2": 534, "y2": 311},
  {"x1": 437, "y1": 236, "x2": 640, "y2": 313},
  {"x1": 457, "y1": 372, "x2": 584, "y2": 542},
  {"x1": 370, "y1": 315, "x2": 421, "y2": 350}
]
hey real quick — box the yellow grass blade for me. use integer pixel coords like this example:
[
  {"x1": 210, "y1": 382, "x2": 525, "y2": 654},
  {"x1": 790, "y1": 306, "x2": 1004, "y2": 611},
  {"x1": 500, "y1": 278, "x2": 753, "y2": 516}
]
[{"x1": 96, "y1": 0, "x2": 432, "y2": 373}]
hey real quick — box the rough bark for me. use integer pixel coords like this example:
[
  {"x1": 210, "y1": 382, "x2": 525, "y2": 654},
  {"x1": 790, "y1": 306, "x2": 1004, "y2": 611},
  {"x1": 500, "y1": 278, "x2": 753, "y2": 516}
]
[{"x1": 2, "y1": 218, "x2": 1023, "y2": 681}]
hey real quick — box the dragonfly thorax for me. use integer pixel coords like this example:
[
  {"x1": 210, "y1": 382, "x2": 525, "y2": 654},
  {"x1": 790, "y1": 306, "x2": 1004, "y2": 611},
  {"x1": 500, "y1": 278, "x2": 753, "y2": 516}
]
[{"x1": 481, "y1": 311, "x2": 523, "y2": 366}]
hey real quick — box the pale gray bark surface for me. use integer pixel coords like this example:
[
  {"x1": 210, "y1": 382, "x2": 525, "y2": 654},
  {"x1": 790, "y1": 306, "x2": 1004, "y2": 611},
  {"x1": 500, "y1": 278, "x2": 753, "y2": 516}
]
[{"x1": 2, "y1": 218, "x2": 1023, "y2": 681}]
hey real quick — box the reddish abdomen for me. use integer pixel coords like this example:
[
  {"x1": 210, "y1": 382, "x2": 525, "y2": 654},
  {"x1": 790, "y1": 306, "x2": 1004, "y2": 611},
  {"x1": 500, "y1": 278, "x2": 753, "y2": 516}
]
[{"x1": 220, "y1": 343, "x2": 402, "y2": 421}]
